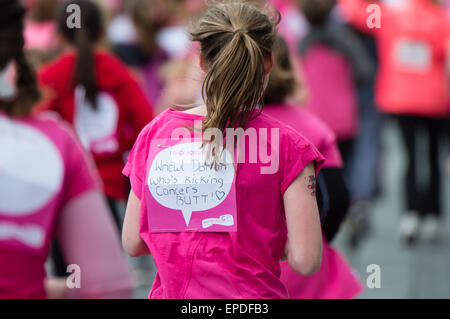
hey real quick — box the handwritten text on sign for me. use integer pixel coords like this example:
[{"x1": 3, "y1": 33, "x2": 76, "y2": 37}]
[{"x1": 146, "y1": 140, "x2": 237, "y2": 232}]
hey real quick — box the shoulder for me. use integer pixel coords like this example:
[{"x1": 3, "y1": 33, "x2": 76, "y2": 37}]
[
  {"x1": 38, "y1": 53, "x2": 76, "y2": 91},
  {"x1": 251, "y1": 111, "x2": 291, "y2": 129},
  {"x1": 31, "y1": 111, "x2": 80, "y2": 145},
  {"x1": 265, "y1": 105, "x2": 328, "y2": 135},
  {"x1": 94, "y1": 50, "x2": 132, "y2": 77},
  {"x1": 263, "y1": 105, "x2": 337, "y2": 153},
  {"x1": 95, "y1": 50, "x2": 127, "y2": 69},
  {"x1": 295, "y1": 107, "x2": 336, "y2": 140},
  {"x1": 94, "y1": 50, "x2": 143, "y2": 88},
  {"x1": 251, "y1": 111, "x2": 324, "y2": 171},
  {"x1": 134, "y1": 109, "x2": 174, "y2": 142},
  {"x1": 251, "y1": 111, "x2": 313, "y2": 147},
  {"x1": 39, "y1": 53, "x2": 75, "y2": 79}
]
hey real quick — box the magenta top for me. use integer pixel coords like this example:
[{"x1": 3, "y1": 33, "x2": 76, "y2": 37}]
[
  {"x1": 264, "y1": 104, "x2": 343, "y2": 168},
  {"x1": 0, "y1": 112, "x2": 134, "y2": 298},
  {"x1": 301, "y1": 45, "x2": 360, "y2": 140},
  {"x1": 262, "y1": 105, "x2": 362, "y2": 299},
  {"x1": 123, "y1": 108, "x2": 324, "y2": 298}
]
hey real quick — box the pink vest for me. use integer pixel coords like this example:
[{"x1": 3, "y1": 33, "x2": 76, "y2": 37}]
[
  {"x1": 302, "y1": 45, "x2": 359, "y2": 140},
  {"x1": 280, "y1": 237, "x2": 363, "y2": 299},
  {"x1": 0, "y1": 113, "x2": 98, "y2": 298},
  {"x1": 123, "y1": 109, "x2": 325, "y2": 298}
]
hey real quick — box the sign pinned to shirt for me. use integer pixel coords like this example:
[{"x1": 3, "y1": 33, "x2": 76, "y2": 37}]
[{"x1": 145, "y1": 139, "x2": 237, "y2": 232}]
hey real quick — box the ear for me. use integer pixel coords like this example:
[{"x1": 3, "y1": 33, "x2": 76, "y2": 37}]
[
  {"x1": 199, "y1": 54, "x2": 208, "y2": 73},
  {"x1": 264, "y1": 54, "x2": 273, "y2": 75}
]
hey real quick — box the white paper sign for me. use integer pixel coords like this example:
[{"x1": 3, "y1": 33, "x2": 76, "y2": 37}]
[{"x1": 147, "y1": 140, "x2": 237, "y2": 231}]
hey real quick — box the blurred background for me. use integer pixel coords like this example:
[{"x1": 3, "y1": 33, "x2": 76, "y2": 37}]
[{"x1": 3, "y1": 0, "x2": 450, "y2": 298}]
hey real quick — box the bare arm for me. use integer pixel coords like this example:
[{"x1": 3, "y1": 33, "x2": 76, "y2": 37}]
[
  {"x1": 49, "y1": 190, "x2": 135, "y2": 299},
  {"x1": 122, "y1": 190, "x2": 150, "y2": 257},
  {"x1": 283, "y1": 163, "x2": 322, "y2": 276}
]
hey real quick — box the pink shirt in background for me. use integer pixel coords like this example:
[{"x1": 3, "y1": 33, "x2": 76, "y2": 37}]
[
  {"x1": 101, "y1": 0, "x2": 122, "y2": 12},
  {"x1": 264, "y1": 104, "x2": 343, "y2": 169},
  {"x1": 24, "y1": 20, "x2": 58, "y2": 51},
  {"x1": 280, "y1": 237, "x2": 363, "y2": 299},
  {"x1": 339, "y1": 0, "x2": 450, "y2": 118},
  {"x1": 269, "y1": 0, "x2": 308, "y2": 52},
  {"x1": 263, "y1": 104, "x2": 362, "y2": 299},
  {"x1": 0, "y1": 112, "x2": 134, "y2": 299},
  {"x1": 123, "y1": 109, "x2": 324, "y2": 298},
  {"x1": 301, "y1": 44, "x2": 359, "y2": 141},
  {"x1": 0, "y1": 112, "x2": 99, "y2": 298}
]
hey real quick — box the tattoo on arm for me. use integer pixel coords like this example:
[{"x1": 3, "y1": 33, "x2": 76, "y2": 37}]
[{"x1": 306, "y1": 175, "x2": 316, "y2": 197}]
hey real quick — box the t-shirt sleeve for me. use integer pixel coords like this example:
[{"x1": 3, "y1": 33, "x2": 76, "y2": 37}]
[
  {"x1": 62, "y1": 125, "x2": 101, "y2": 204},
  {"x1": 280, "y1": 132, "x2": 326, "y2": 195},
  {"x1": 122, "y1": 125, "x2": 151, "y2": 200}
]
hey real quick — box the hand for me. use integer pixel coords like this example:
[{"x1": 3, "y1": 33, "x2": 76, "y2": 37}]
[{"x1": 44, "y1": 277, "x2": 68, "y2": 299}]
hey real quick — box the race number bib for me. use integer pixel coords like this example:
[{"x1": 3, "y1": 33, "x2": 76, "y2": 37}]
[
  {"x1": 145, "y1": 139, "x2": 237, "y2": 232},
  {"x1": 394, "y1": 39, "x2": 432, "y2": 72}
]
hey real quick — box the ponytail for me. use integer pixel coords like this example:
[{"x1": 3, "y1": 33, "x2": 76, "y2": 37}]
[
  {"x1": 56, "y1": 0, "x2": 103, "y2": 110},
  {"x1": 191, "y1": 2, "x2": 279, "y2": 164},
  {"x1": 202, "y1": 29, "x2": 267, "y2": 134},
  {"x1": 75, "y1": 30, "x2": 98, "y2": 109}
]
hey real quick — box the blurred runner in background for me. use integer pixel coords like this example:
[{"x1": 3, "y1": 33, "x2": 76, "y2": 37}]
[
  {"x1": 340, "y1": 0, "x2": 450, "y2": 244},
  {"x1": 37, "y1": 0, "x2": 154, "y2": 279},
  {"x1": 296, "y1": 0, "x2": 376, "y2": 247},
  {"x1": 263, "y1": 35, "x2": 363, "y2": 299},
  {"x1": 38, "y1": 0, "x2": 154, "y2": 229},
  {"x1": 122, "y1": 2, "x2": 325, "y2": 298},
  {"x1": 0, "y1": 0, "x2": 134, "y2": 299}
]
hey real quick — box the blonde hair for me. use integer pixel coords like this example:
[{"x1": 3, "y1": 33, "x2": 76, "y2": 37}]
[{"x1": 190, "y1": 1, "x2": 279, "y2": 164}]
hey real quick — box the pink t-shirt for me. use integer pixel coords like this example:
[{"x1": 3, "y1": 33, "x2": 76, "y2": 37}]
[
  {"x1": 263, "y1": 104, "x2": 343, "y2": 168},
  {"x1": 263, "y1": 105, "x2": 362, "y2": 299},
  {"x1": 24, "y1": 20, "x2": 58, "y2": 51},
  {"x1": 302, "y1": 45, "x2": 360, "y2": 140},
  {"x1": 280, "y1": 237, "x2": 363, "y2": 299},
  {"x1": 0, "y1": 112, "x2": 99, "y2": 298},
  {"x1": 339, "y1": 0, "x2": 450, "y2": 118},
  {"x1": 269, "y1": 0, "x2": 308, "y2": 52},
  {"x1": 123, "y1": 108, "x2": 324, "y2": 298}
]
